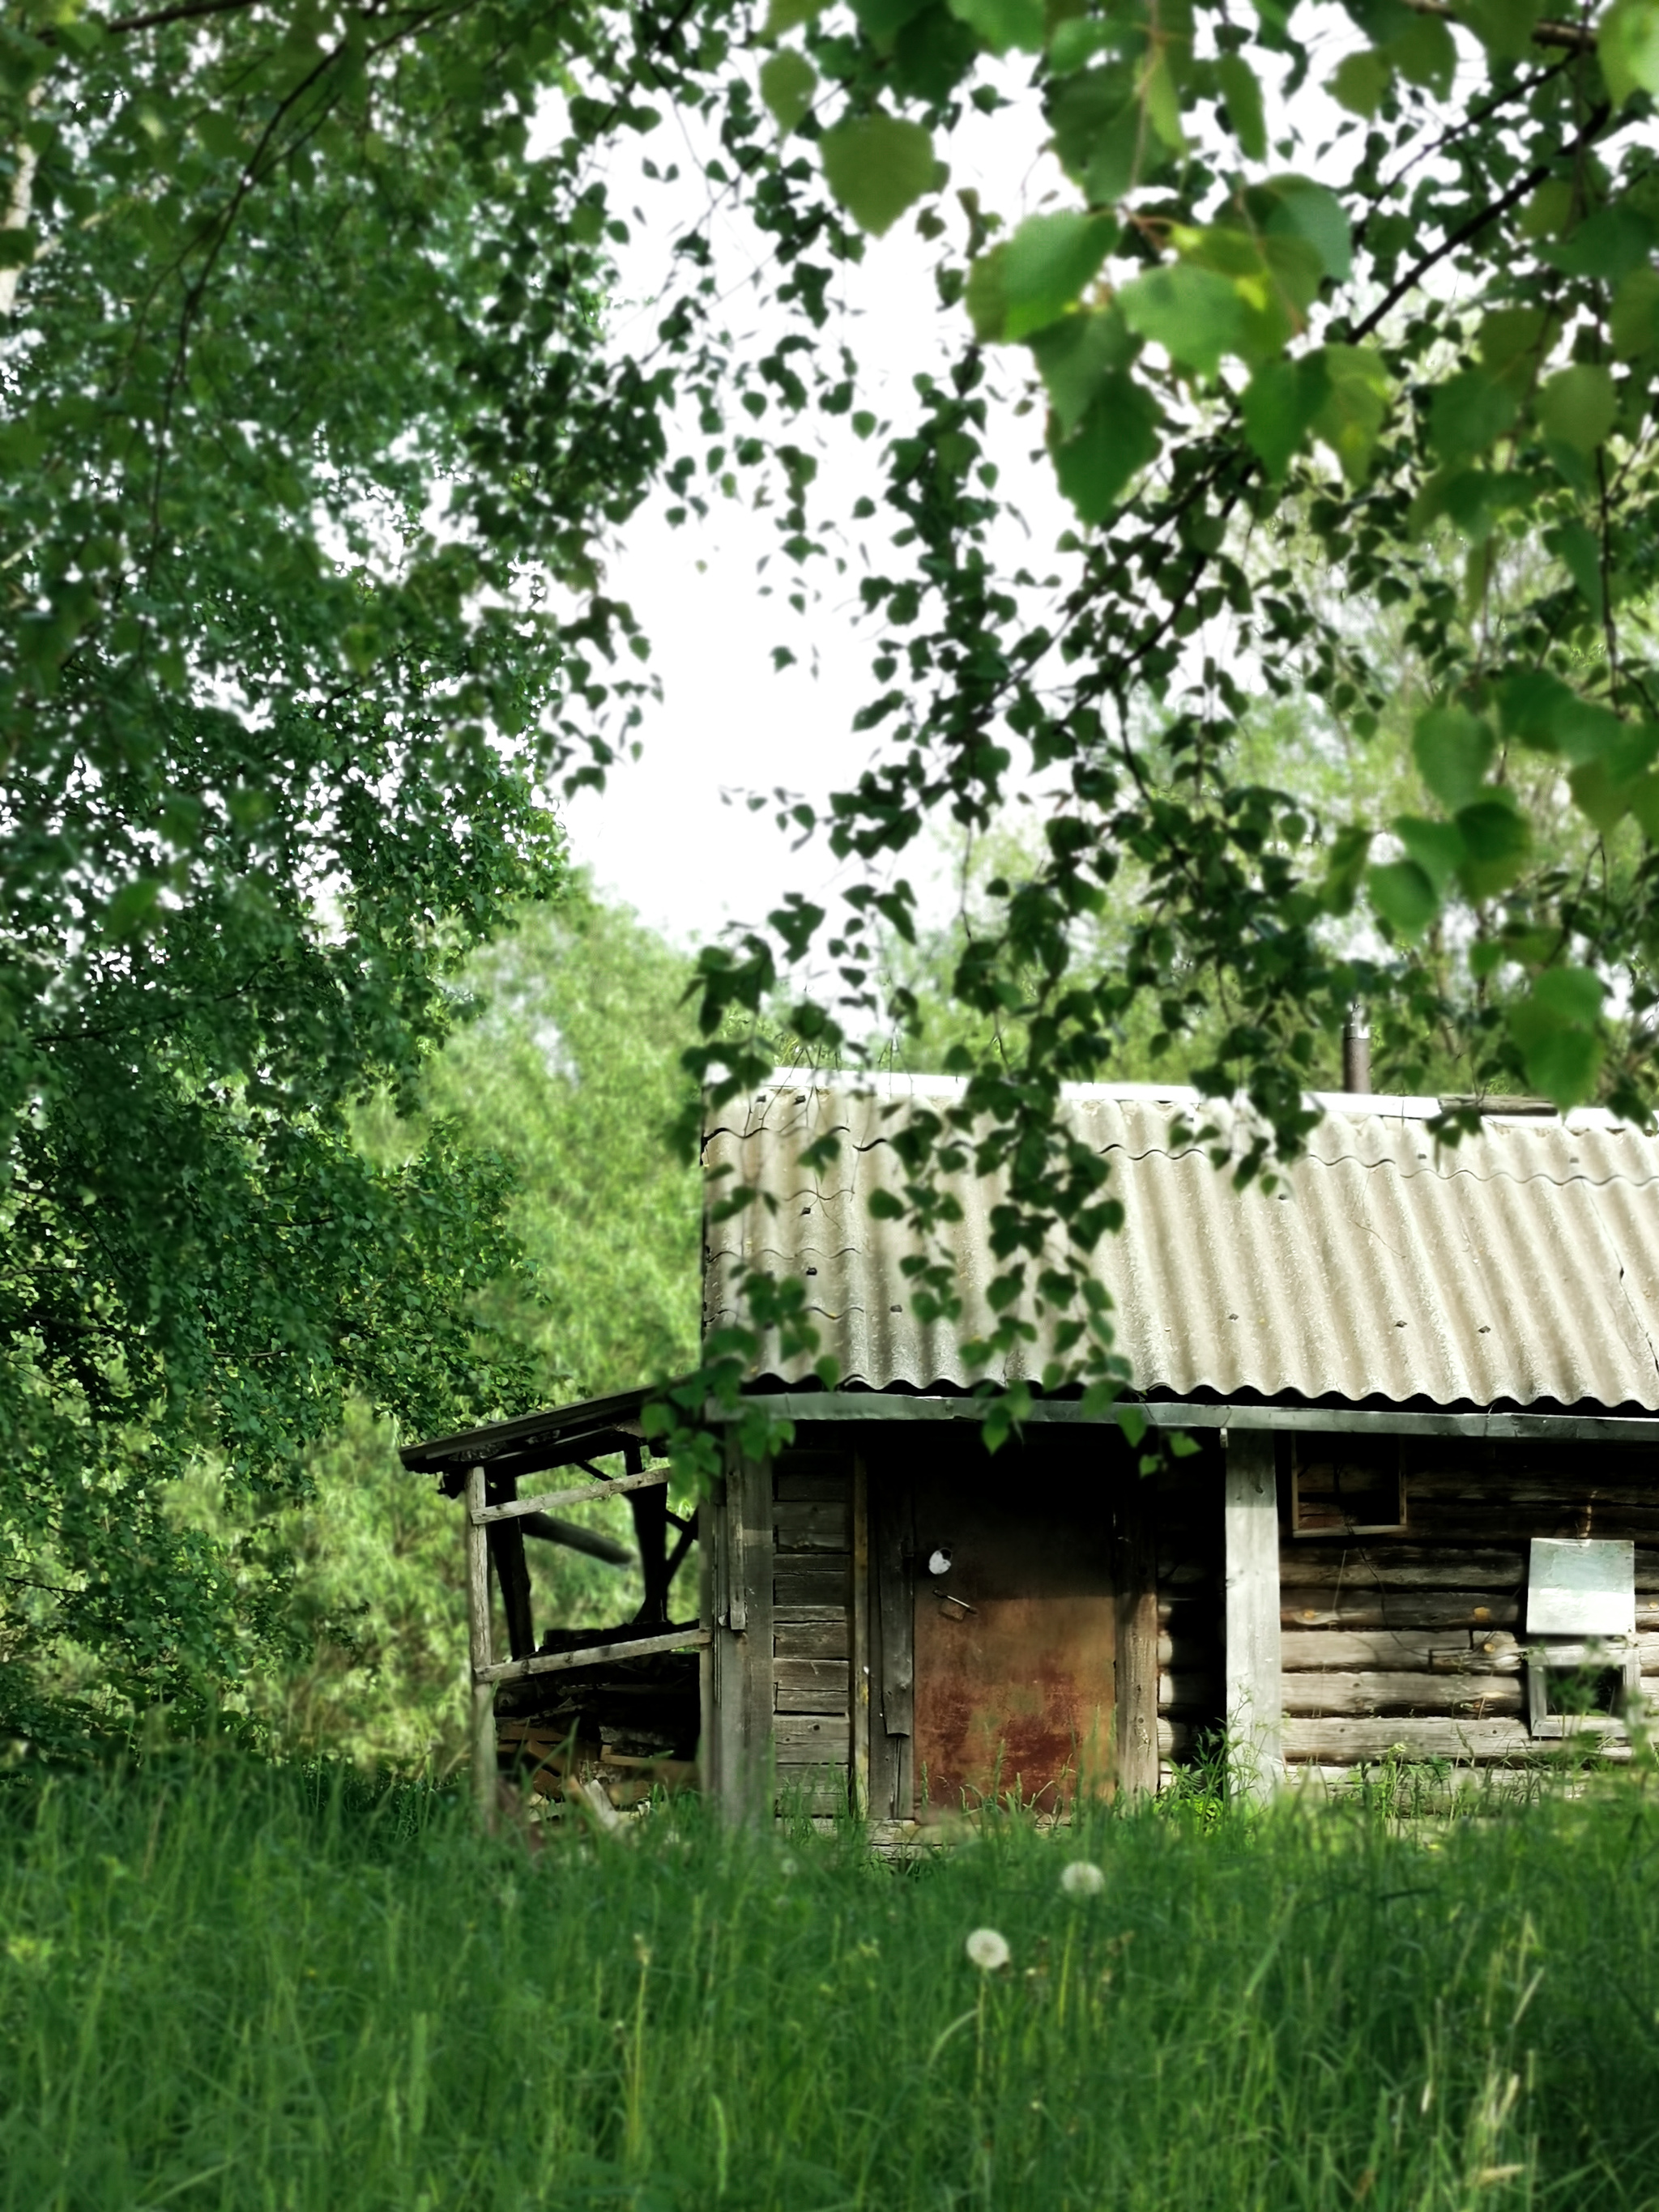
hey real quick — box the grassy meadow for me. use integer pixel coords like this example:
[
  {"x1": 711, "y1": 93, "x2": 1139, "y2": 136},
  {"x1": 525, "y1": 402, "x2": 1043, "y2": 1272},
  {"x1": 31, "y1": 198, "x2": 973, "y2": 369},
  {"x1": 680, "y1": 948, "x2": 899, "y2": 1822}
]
[{"x1": 3, "y1": 1757, "x2": 1658, "y2": 2212}]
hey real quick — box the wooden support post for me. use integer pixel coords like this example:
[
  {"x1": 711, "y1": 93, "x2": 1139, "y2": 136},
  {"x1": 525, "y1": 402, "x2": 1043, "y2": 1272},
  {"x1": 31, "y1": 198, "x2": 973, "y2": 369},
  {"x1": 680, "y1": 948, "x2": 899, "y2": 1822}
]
[
  {"x1": 851, "y1": 1452, "x2": 871, "y2": 1818},
  {"x1": 626, "y1": 1442, "x2": 672, "y2": 1626},
  {"x1": 1112, "y1": 1469, "x2": 1159, "y2": 1799},
  {"x1": 868, "y1": 1465, "x2": 914, "y2": 1822},
  {"x1": 484, "y1": 1471, "x2": 535, "y2": 1660},
  {"x1": 1224, "y1": 1428, "x2": 1282, "y2": 1801},
  {"x1": 706, "y1": 1441, "x2": 774, "y2": 1824},
  {"x1": 464, "y1": 1464, "x2": 497, "y2": 1826}
]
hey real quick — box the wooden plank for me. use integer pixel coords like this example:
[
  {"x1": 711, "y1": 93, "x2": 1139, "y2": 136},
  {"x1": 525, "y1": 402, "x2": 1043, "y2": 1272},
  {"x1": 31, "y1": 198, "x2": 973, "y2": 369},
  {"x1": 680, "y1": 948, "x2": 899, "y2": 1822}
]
[
  {"x1": 1113, "y1": 1466, "x2": 1159, "y2": 1796},
  {"x1": 775, "y1": 1619, "x2": 850, "y2": 1660},
  {"x1": 1281, "y1": 1671, "x2": 1525, "y2": 1717},
  {"x1": 698, "y1": 1486, "x2": 715, "y2": 1812},
  {"x1": 1403, "y1": 1516, "x2": 1659, "y2": 1547},
  {"x1": 1406, "y1": 1477, "x2": 1659, "y2": 1508},
  {"x1": 1282, "y1": 1588, "x2": 1522, "y2": 1630},
  {"x1": 774, "y1": 1559, "x2": 851, "y2": 1609},
  {"x1": 775, "y1": 1498, "x2": 851, "y2": 1553},
  {"x1": 776, "y1": 1460, "x2": 854, "y2": 1503},
  {"x1": 476, "y1": 1626, "x2": 709, "y2": 1686},
  {"x1": 627, "y1": 1450, "x2": 672, "y2": 1624},
  {"x1": 1277, "y1": 1546, "x2": 1526, "y2": 1589},
  {"x1": 851, "y1": 1452, "x2": 870, "y2": 1818},
  {"x1": 772, "y1": 1779, "x2": 848, "y2": 1815},
  {"x1": 735, "y1": 1450, "x2": 776, "y2": 1821},
  {"x1": 1282, "y1": 1716, "x2": 1534, "y2": 1763},
  {"x1": 727, "y1": 1394, "x2": 1659, "y2": 1447},
  {"x1": 706, "y1": 1471, "x2": 741, "y2": 1813},
  {"x1": 464, "y1": 1465, "x2": 496, "y2": 1823},
  {"x1": 774, "y1": 1714, "x2": 851, "y2": 1759},
  {"x1": 475, "y1": 1466, "x2": 667, "y2": 1524},
  {"x1": 485, "y1": 1471, "x2": 535, "y2": 1661},
  {"x1": 869, "y1": 1468, "x2": 914, "y2": 1822},
  {"x1": 1282, "y1": 1629, "x2": 1521, "y2": 1672},
  {"x1": 1225, "y1": 1428, "x2": 1282, "y2": 1799},
  {"x1": 776, "y1": 1660, "x2": 850, "y2": 1711}
]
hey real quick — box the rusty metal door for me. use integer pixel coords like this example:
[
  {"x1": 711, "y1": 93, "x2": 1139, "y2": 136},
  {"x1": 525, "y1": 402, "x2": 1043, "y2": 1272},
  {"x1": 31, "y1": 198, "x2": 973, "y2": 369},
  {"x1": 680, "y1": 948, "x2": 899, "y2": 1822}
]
[{"x1": 909, "y1": 1443, "x2": 1115, "y2": 1819}]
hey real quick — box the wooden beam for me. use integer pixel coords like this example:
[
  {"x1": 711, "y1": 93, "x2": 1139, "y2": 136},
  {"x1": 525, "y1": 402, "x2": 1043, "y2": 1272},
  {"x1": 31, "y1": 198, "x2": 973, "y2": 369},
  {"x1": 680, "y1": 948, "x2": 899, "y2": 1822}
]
[
  {"x1": 464, "y1": 1465, "x2": 496, "y2": 1826},
  {"x1": 627, "y1": 1441, "x2": 672, "y2": 1626},
  {"x1": 868, "y1": 1463, "x2": 914, "y2": 1822},
  {"x1": 473, "y1": 1466, "x2": 668, "y2": 1524},
  {"x1": 719, "y1": 1395, "x2": 1659, "y2": 1447},
  {"x1": 850, "y1": 1453, "x2": 871, "y2": 1815},
  {"x1": 484, "y1": 1471, "x2": 535, "y2": 1660},
  {"x1": 1224, "y1": 1428, "x2": 1282, "y2": 1801},
  {"x1": 706, "y1": 1441, "x2": 774, "y2": 1825},
  {"x1": 1113, "y1": 1467, "x2": 1159, "y2": 1798},
  {"x1": 475, "y1": 1626, "x2": 709, "y2": 1686}
]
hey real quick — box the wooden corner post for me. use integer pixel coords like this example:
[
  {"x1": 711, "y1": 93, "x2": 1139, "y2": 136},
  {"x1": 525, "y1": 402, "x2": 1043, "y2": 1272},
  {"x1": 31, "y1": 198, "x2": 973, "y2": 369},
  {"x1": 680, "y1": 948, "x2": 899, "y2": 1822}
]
[
  {"x1": 705, "y1": 1438, "x2": 774, "y2": 1825},
  {"x1": 1223, "y1": 1427, "x2": 1282, "y2": 1801},
  {"x1": 464, "y1": 1464, "x2": 497, "y2": 1825}
]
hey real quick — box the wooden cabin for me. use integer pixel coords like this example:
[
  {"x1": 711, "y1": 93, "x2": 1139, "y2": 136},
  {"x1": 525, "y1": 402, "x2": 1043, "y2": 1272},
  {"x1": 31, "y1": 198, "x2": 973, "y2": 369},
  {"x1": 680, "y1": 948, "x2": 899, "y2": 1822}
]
[{"x1": 401, "y1": 1076, "x2": 1659, "y2": 1824}]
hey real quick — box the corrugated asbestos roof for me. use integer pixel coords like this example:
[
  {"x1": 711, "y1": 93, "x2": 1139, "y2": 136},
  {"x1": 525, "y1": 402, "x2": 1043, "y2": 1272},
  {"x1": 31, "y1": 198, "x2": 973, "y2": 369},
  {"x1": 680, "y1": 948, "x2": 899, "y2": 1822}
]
[{"x1": 702, "y1": 1076, "x2": 1659, "y2": 1413}]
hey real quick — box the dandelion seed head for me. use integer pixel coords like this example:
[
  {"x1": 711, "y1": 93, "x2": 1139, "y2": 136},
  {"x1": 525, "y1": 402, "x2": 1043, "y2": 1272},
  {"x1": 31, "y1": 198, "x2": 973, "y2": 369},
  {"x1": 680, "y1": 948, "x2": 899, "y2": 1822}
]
[
  {"x1": 1060, "y1": 1859, "x2": 1106, "y2": 1897},
  {"x1": 965, "y1": 1926, "x2": 1011, "y2": 1972}
]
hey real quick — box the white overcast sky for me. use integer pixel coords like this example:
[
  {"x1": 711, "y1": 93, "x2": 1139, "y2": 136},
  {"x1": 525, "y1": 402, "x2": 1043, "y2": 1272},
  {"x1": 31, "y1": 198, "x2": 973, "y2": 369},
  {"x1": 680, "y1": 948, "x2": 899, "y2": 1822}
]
[
  {"x1": 556, "y1": 68, "x2": 1069, "y2": 948},
  {"x1": 551, "y1": 11, "x2": 1402, "y2": 948}
]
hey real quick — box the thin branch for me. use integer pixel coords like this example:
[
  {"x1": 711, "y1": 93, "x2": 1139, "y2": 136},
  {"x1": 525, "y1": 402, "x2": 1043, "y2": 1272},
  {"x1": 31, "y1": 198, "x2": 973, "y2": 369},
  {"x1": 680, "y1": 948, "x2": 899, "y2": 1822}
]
[
  {"x1": 1403, "y1": 0, "x2": 1597, "y2": 53},
  {"x1": 102, "y1": 0, "x2": 288, "y2": 33},
  {"x1": 1347, "y1": 104, "x2": 1612, "y2": 346}
]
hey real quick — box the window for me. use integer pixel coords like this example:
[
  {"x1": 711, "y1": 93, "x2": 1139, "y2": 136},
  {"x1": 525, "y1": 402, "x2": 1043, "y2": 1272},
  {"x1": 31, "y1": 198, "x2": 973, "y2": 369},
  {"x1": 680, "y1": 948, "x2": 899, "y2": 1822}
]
[
  {"x1": 1525, "y1": 1537, "x2": 1641, "y2": 1741},
  {"x1": 1525, "y1": 1647, "x2": 1643, "y2": 1739},
  {"x1": 1291, "y1": 1434, "x2": 1407, "y2": 1537}
]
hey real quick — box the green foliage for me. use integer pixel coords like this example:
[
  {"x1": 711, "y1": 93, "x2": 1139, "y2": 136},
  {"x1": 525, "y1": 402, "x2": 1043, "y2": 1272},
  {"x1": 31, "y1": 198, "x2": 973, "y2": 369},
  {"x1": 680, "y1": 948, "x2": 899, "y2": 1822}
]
[
  {"x1": 389, "y1": 886, "x2": 703, "y2": 1407},
  {"x1": 250, "y1": 888, "x2": 701, "y2": 1767},
  {"x1": 6, "y1": 1758, "x2": 1659, "y2": 2206},
  {"x1": 818, "y1": 109, "x2": 937, "y2": 237},
  {"x1": 0, "y1": 2, "x2": 710, "y2": 1737},
  {"x1": 652, "y1": 0, "x2": 1659, "y2": 1454},
  {"x1": 15, "y1": 0, "x2": 1659, "y2": 1656}
]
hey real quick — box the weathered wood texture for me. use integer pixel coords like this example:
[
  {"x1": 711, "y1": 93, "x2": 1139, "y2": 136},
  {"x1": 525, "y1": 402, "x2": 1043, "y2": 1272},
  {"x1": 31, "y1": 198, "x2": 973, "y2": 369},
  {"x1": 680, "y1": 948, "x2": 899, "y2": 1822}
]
[
  {"x1": 465, "y1": 1465, "x2": 495, "y2": 1822},
  {"x1": 1282, "y1": 1439, "x2": 1659, "y2": 1767},
  {"x1": 851, "y1": 1454, "x2": 871, "y2": 1815},
  {"x1": 706, "y1": 1448, "x2": 775, "y2": 1823},
  {"x1": 1281, "y1": 1629, "x2": 1522, "y2": 1672},
  {"x1": 1284, "y1": 1717, "x2": 1533, "y2": 1762},
  {"x1": 484, "y1": 1470, "x2": 535, "y2": 1662},
  {"x1": 1225, "y1": 1428, "x2": 1282, "y2": 1797},
  {"x1": 1281, "y1": 1671, "x2": 1524, "y2": 1717},
  {"x1": 868, "y1": 1460, "x2": 915, "y2": 1821},
  {"x1": 771, "y1": 1450, "x2": 854, "y2": 1810}
]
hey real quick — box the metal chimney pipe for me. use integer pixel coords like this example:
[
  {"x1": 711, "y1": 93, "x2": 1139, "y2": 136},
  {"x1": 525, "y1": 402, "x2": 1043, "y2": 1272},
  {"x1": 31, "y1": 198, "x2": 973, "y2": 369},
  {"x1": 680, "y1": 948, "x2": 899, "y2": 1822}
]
[{"x1": 1341, "y1": 1007, "x2": 1371, "y2": 1095}]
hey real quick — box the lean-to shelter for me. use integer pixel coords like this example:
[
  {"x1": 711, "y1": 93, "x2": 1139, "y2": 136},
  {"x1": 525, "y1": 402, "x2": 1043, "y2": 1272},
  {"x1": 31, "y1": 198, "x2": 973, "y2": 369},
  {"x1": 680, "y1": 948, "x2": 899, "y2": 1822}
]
[{"x1": 401, "y1": 1075, "x2": 1659, "y2": 1824}]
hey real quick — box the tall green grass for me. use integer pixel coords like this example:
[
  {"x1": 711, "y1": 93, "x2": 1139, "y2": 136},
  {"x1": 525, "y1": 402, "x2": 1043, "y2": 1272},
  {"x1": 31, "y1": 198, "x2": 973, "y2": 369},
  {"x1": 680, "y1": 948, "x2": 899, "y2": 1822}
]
[{"x1": 2, "y1": 1756, "x2": 1657, "y2": 2210}]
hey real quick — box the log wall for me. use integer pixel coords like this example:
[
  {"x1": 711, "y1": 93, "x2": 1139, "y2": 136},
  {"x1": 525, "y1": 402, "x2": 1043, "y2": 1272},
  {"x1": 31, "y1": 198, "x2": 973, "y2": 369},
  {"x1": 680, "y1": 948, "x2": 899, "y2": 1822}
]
[{"x1": 1279, "y1": 1434, "x2": 1659, "y2": 1773}]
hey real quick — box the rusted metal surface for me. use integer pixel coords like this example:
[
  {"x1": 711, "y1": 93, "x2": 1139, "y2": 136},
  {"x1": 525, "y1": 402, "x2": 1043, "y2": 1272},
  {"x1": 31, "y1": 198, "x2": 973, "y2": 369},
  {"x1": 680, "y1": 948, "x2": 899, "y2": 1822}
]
[
  {"x1": 906, "y1": 1442, "x2": 1115, "y2": 1818},
  {"x1": 705, "y1": 1076, "x2": 1659, "y2": 1413}
]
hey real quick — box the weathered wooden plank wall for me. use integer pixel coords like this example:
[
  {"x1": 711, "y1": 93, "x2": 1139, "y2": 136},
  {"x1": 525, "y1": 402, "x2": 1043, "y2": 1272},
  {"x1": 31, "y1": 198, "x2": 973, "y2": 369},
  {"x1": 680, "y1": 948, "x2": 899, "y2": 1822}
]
[
  {"x1": 1280, "y1": 1437, "x2": 1659, "y2": 1771},
  {"x1": 773, "y1": 1450, "x2": 855, "y2": 1812}
]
